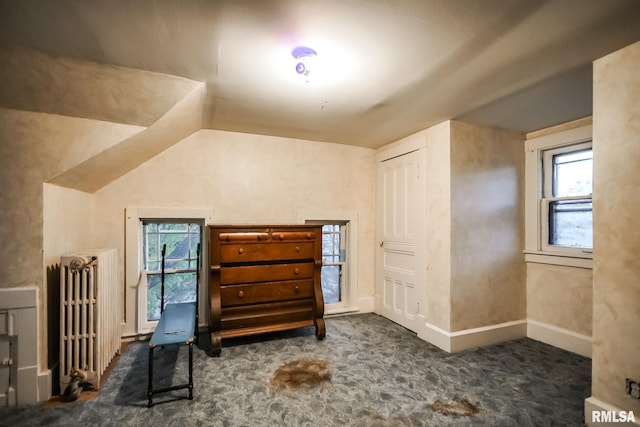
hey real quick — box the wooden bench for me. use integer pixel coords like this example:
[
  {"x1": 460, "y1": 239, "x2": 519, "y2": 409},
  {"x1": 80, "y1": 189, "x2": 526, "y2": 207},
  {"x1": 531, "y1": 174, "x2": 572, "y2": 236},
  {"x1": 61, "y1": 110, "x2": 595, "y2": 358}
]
[
  {"x1": 147, "y1": 243, "x2": 200, "y2": 407},
  {"x1": 147, "y1": 302, "x2": 196, "y2": 407}
]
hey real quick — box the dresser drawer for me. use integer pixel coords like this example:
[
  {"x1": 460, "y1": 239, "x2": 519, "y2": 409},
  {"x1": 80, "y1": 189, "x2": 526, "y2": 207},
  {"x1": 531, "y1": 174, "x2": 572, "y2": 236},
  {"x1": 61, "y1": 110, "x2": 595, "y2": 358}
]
[
  {"x1": 220, "y1": 300, "x2": 314, "y2": 331},
  {"x1": 219, "y1": 242, "x2": 315, "y2": 263},
  {"x1": 220, "y1": 262, "x2": 314, "y2": 284},
  {"x1": 270, "y1": 230, "x2": 316, "y2": 241},
  {"x1": 217, "y1": 231, "x2": 270, "y2": 243},
  {"x1": 220, "y1": 279, "x2": 313, "y2": 307},
  {"x1": 216, "y1": 228, "x2": 315, "y2": 242}
]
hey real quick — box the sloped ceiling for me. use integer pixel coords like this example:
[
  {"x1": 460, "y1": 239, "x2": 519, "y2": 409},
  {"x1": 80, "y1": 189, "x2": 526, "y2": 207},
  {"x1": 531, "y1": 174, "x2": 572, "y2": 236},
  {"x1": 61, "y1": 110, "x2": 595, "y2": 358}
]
[
  {"x1": 1, "y1": 0, "x2": 640, "y2": 148},
  {"x1": 0, "y1": 44, "x2": 200, "y2": 127}
]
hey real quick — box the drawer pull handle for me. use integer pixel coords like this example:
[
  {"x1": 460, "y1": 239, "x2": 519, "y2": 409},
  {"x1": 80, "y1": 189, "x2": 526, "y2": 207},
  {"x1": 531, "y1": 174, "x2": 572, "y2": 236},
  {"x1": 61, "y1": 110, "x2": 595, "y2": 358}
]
[
  {"x1": 295, "y1": 246, "x2": 301, "y2": 252},
  {"x1": 238, "y1": 248, "x2": 244, "y2": 255},
  {"x1": 294, "y1": 286, "x2": 300, "y2": 293},
  {"x1": 238, "y1": 291, "x2": 244, "y2": 299},
  {"x1": 294, "y1": 268, "x2": 300, "y2": 275},
  {"x1": 277, "y1": 233, "x2": 284, "y2": 240}
]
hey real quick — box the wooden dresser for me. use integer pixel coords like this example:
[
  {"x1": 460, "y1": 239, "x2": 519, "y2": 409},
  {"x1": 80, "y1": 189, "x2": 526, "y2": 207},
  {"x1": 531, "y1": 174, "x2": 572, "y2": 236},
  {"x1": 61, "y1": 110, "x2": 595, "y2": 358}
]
[{"x1": 208, "y1": 225, "x2": 325, "y2": 356}]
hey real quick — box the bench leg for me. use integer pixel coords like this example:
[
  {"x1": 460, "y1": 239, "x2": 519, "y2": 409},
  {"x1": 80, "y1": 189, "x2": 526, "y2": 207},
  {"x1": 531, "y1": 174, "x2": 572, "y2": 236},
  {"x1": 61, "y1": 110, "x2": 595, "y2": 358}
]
[
  {"x1": 148, "y1": 346, "x2": 154, "y2": 407},
  {"x1": 188, "y1": 341, "x2": 194, "y2": 400}
]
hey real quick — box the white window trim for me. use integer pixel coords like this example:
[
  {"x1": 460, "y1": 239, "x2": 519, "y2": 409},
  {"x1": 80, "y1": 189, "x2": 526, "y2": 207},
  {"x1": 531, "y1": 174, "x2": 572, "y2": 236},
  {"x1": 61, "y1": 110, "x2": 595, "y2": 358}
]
[
  {"x1": 297, "y1": 210, "x2": 360, "y2": 315},
  {"x1": 125, "y1": 207, "x2": 214, "y2": 334},
  {"x1": 524, "y1": 125, "x2": 593, "y2": 268}
]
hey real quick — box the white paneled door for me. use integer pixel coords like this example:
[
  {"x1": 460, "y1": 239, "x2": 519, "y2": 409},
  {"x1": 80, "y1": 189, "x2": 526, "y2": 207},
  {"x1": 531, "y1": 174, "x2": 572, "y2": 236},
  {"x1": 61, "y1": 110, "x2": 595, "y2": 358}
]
[{"x1": 377, "y1": 148, "x2": 426, "y2": 333}]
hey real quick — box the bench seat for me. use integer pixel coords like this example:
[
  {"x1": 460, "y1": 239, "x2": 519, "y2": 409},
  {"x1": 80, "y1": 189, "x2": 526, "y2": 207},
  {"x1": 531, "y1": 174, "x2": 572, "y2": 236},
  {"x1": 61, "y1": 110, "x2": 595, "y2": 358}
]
[{"x1": 147, "y1": 302, "x2": 196, "y2": 407}]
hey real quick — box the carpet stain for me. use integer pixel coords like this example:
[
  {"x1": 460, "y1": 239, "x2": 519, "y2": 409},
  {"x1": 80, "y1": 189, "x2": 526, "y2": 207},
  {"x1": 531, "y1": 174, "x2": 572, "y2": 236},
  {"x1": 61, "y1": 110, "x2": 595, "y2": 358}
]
[
  {"x1": 270, "y1": 358, "x2": 331, "y2": 389},
  {"x1": 428, "y1": 398, "x2": 480, "y2": 416}
]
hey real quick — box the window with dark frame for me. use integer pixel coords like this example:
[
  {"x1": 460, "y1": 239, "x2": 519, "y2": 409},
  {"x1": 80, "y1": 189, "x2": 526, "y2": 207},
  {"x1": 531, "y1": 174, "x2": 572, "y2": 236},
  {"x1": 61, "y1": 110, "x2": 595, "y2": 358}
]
[{"x1": 142, "y1": 221, "x2": 202, "y2": 321}]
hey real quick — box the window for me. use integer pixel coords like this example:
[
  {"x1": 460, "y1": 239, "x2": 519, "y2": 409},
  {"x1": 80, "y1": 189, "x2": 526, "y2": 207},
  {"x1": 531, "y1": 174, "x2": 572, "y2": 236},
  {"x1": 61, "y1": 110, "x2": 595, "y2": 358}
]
[
  {"x1": 524, "y1": 123, "x2": 593, "y2": 267},
  {"x1": 541, "y1": 142, "x2": 593, "y2": 250},
  {"x1": 301, "y1": 211, "x2": 360, "y2": 314},
  {"x1": 142, "y1": 222, "x2": 202, "y2": 321},
  {"x1": 319, "y1": 224, "x2": 347, "y2": 305},
  {"x1": 125, "y1": 207, "x2": 213, "y2": 334}
]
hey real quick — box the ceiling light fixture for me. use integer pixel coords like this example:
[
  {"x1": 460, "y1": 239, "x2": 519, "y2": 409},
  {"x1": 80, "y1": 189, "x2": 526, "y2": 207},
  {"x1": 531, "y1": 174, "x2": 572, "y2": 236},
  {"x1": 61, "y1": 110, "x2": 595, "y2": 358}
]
[{"x1": 292, "y1": 46, "x2": 317, "y2": 82}]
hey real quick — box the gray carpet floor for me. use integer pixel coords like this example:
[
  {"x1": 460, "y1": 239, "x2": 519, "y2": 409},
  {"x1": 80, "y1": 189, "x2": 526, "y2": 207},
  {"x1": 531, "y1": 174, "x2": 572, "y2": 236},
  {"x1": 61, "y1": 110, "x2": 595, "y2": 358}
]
[{"x1": 0, "y1": 313, "x2": 591, "y2": 426}]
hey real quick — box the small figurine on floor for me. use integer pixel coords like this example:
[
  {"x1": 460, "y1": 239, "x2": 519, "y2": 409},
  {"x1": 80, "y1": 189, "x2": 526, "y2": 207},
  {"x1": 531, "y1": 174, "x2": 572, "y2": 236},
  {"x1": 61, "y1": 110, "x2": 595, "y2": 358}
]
[{"x1": 61, "y1": 368, "x2": 97, "y2": 402}]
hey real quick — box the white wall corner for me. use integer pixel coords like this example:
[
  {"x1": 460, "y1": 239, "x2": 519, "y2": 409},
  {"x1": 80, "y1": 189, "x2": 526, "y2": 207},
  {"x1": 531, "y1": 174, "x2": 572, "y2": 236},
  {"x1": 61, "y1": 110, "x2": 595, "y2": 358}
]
[
  {"x1": 38, "y1": 370, "x2": 51, "y2": 402},
  {"x1": 527, "y1": 319, "x2": 592, "y2": 358},
  {"x1": 421, "y1": 322, "x2": 452, "y2": 352},
  {"x1": 357, "y1": 296, "x2": 375, "y2": 313},
  {"x1": 585, "y1": 396, "x2": 640, "y2": 426},
  {"x1": 373, "y1": 294, "x2": 382, "y2": 315}
]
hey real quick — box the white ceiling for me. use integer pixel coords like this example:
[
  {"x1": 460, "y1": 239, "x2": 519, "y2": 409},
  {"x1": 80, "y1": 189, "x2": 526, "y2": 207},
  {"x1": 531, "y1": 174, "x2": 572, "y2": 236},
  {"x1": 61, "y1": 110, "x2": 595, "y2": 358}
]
[{"x1": 1, "y1": 0, "x2": 640, "y2": 148}]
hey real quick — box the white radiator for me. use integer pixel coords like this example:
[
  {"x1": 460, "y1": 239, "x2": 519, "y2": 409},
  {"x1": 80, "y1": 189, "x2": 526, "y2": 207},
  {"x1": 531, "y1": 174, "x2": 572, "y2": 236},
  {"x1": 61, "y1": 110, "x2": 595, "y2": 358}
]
[{"x1": 60, "y1": 248, "x2": 121, "y2": 391}]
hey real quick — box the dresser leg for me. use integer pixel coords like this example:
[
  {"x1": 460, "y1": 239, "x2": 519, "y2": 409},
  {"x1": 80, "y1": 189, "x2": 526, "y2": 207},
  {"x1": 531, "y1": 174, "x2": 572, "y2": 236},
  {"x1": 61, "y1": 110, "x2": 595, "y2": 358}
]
[
  {"x1": 315, "y1": 318, "x2": 326, "y2": 340},
  {"x1": 210, "y1": 331, "x2": 222, "y2": 356}
]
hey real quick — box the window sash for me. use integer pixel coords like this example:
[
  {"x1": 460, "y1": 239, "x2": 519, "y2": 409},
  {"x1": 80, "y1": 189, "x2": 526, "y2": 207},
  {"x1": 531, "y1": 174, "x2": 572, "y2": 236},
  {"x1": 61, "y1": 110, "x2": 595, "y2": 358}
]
[
  {"x1": 540, "y1": 197, "x2": 593, "y2": 251},
  {"x1": 143, "y1": 221, "x2": 200, "y2": 272},
  {"x1": 542, "y1": 141, "x2": 592, "y2": 198},
  {"x1": 321, "y1": 264, "x2": 343, "y2": 305}
]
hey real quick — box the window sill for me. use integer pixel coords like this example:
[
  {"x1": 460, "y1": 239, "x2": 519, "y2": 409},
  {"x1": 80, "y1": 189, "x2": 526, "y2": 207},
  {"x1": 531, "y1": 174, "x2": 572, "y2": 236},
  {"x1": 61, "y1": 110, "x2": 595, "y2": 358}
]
[{"x1": 524, "y1": 251, "x2": 592, "y2": 269}]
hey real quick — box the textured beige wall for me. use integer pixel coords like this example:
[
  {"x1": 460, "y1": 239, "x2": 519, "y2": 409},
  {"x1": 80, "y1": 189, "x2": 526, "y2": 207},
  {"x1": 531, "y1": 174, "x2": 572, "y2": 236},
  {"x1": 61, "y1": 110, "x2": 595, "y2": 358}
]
[
  {"x1": 526, "y1": 263, "x2": 592, "y2": 336},
  {"x1": 0, "y1": 108, "x2": 143, "y2": 371},
  {"x1": 449, "y1": 121, "x2": 525, "y2": 331},
  {"x1": 591, "y1": 40, "x2": 640, "y2": 412},
  {"x1": 42, "y1": 185, "x2": 94, "y2": 271},
  {"x1": 0, "y1": 108, "x2": 142, "y2": 287},
  {"x1": 42, "y1": 184, "x2": 94, "y2": 376},
  {"x1": 92, "y1": 129, "x2": 377, "y2": 336},
  {"x1": 425, "y1": 121, "x2": 452, "y2": 331}
]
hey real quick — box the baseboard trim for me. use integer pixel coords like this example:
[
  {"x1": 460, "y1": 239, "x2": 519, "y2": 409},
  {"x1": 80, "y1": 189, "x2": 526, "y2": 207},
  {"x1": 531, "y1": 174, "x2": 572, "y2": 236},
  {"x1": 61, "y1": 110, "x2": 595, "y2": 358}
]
[
  {"x1": 585, "y1": 396, "x2": 640, "y2": 426},
  {"x1": 421, "y1": 320, "x2": 527, "y2": 353},
  {"x1": 527, "y1": 319, "x2": 592, "y2": 358}
]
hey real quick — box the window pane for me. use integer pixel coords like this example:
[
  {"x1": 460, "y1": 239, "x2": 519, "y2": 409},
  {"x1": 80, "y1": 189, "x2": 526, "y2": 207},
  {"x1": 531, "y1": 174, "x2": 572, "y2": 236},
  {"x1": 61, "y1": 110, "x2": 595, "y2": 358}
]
[
  {"x1": 553, "y1": 149, "x2": 592, "y2": 197},
  {"x1": 549, "y1": 200, "x2": 593, "y2": 248},
  {"x1": 159, "y1": 223, "x2": 187, "y2": 231},
  {"x1": 147, "y1": 272, "x2": 198, "y2": 321},
  {"x1": 144, "y1": 223, "x2": 201, "y2": 270},
  {"x1": 321, "y1": 265, "x2": 341, "y2": 304},
  {"x1": 322, "y1": 234, "x2": 335, "y2": 256}
]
